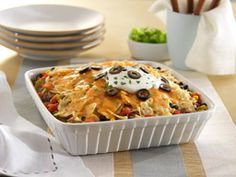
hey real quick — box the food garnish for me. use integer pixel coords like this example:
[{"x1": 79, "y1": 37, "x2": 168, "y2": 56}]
[
  {"x1": 136, "y1": 89, "x2": 150, "y2": 101},
  {"x1": 159, "y1": 83, "x2": 171, "y2": 92},
  {"x1": 78, "y1": 65, "x2": 90, "y2": 74},
  {"x1": 93, "y1": 72, "x2": 107, "y2": 80},
  {"x1": 109, "y1": 66, "x2": 123, "y2": 74},
  {"x1": 129, "y1": 27, "x2": 167, "y2": 43},
  {"x1": 127, "y1": 70, "x2": 141, "y2": 79},
  {"x1": 105, "y1": 87, "x2": 119, "y2": 96},
  {"x1": 91, "y1": 66, "x2": 103, "y2": 70}
]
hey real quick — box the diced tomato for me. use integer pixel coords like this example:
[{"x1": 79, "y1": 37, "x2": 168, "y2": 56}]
[
  {"x1": 191, "y1": 92, "x2": 202, "y2": 103},
  {"x1": 120, "y1": 107, "x2": 132, "y2": 116},
  {"x1": 42, "y1": 82, "x2": 54, "y2": 90},
  {"x1": 47, "y1": 103, "x2": 58, "y2": 113},
  {"x1": 40, "y1": 73, "x2": 48, "y2": 80},
  {"x1": 173, "y1": 110, "x2": 181, "y2": 114},
  {"x1": 191, "y1": 92, "x2": 201, "y2": 98},
  {"x1": 37, "y1": 91, "x2": 43, "y2": 98},
  {"x1": 171, "y1": 99, "x2": 178, "y2": 104},
  {"x1": 50, "y1": 95, "x2": 59, "y2": 104},
  {"x1": 144, "y1": 114, "x2": 154, "y2": 117},
  {"x1": 44, "y1": 102, "x2": 50, "y2": 107}
]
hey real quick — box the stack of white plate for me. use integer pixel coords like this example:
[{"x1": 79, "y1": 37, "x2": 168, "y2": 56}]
[{"x1": 0, "y1": 4, "x2": 105, "y2": 61}]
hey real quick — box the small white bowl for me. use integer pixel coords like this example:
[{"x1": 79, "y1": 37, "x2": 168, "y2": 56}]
[{"x1": 128, "y1": 39, "x2": 169, "y2": 61}]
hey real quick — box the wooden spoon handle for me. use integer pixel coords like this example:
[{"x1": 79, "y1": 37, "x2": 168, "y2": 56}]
[
  {"x1": 194, "y1": 0, "x2": 205, "y2": 15},
  {"x1": 187, "y1": 0, "x2": 194, "y2": 14},
  {"x1": 171, "y1": 0, "x2": 179, "y2": 12},
  {"x1": 209, "y1": 0, "x2": 221, "y2": 10}
]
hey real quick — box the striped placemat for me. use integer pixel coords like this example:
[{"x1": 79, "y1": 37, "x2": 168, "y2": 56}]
[{"x1": 10, "y1": 58, "x2": 236, "y2": 177}]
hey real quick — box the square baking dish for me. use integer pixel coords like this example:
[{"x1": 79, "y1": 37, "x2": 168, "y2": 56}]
[{"x1": 25, "y1": 61, "x2": 215, "y2": 155}]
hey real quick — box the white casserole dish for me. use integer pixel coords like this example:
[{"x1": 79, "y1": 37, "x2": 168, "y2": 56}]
[{"x1": 25, "y1": 61, "x2": 215, "y2": 155}]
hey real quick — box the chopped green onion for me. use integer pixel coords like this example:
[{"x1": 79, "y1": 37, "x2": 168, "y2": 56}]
[{"x1": 129, "y1": 27, "x2": 167, "y2": 44}]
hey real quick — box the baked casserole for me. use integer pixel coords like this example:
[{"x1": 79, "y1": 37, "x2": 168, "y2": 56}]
[{"x1": 32, "y1": 61, "x2": 208, "y2": 123}]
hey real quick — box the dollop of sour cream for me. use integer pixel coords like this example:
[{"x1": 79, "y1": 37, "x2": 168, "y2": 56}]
[{"x1": 104, "y1": 66, "x2": 162, "y2": 93}]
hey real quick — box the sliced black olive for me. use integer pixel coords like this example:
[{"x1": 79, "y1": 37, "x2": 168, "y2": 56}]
[
  {"x1": 169, "y1": 102, "x2": 178, "y2": 109},
  {"x1": 91, "y1": 66, "x2": 103, "y2": 70},
  {"x1": 105, "y1": 87, "x2": 119, "y2": 96},
  {"x1": 179, "y1": 81, "x2": 184, "y2": 86},
  {"x1": 50, "y1": 67, "x2": 55, "y2": 71},
  {"x1": 140, "y1": 66, "x2": 149, "y2": 74},
  {"x1": 136, "y1": 89, "x2": 150, "y2": 101},
  {"x1": 159, "y1": 83, "x2": 171, "y2": 92},
  {"x1": 93, "y1": 72, "x2": 107, "y2": 80},
  {"x1": 201, "y1": 103, "x2": 208, "y2": 106},
  {"x1": 35, "y1": 73, "x2": 43, "y2": 79},
  {"x1": 180, "y1": 84, "x2": 188, "y2": 90},
  {"x1": 100, "y1": 115, "x2": 108, "y2": 121},
  {"x1": 156, "y1": 66, "x2": 162, "y2": 70},
  {"x1": 109, "y1": 66, "x2": 123, "y2": 74},
  {"x1": 81, "y1": 116, "x2": 86, "y2": 121},
  {"x1": 128, "y1": 70, "x2": 141, "y2": 79},
  {"x1": 79, "y1": 65, "x2": 90, "y2": 74},
  {"x1": 31, "y1": 73, "x2": 43, "y2": 84},
  {"x1": 160, "y1": 76, "x2": 169, "y2": 84},
  {"x1": 41, "y1": 92, "x2": 53, "y2": 102}
]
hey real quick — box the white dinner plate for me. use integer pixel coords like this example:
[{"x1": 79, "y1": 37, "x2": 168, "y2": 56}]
[
  {"x1": 0, "y1": 38, "x2": 104, "y2": 57},
  {"x1": 0, "y1": 4, "x2": 105, "y2": 35},
  {"x1": 0, "y1": 24, "x2": 105, "y2": 42},
  {"x1": 0, "y1": 30, "x2": 105, "y2": 49}
]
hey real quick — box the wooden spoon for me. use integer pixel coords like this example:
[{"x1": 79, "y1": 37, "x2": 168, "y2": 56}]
[
  {"x1": 194, "y1": 0, "x2": 205, "y2": 15},
  {"x1": 187, "y1": 0, "x2": 194, "y2": 13},
  {"x1": 171, "y1": 0, "x2": 179, "y2": 12},
  {"x1": 209, "y1": 0, "x2": 221, "y2": 10}
]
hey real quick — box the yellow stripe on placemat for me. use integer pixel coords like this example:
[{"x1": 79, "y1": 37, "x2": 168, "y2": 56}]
[
  {"x1": 180, "y1": 143, "x2": 206, "y2": 177},
  {"x1": 114, "y1": 151, "x2": 133, "y2": 177}
]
